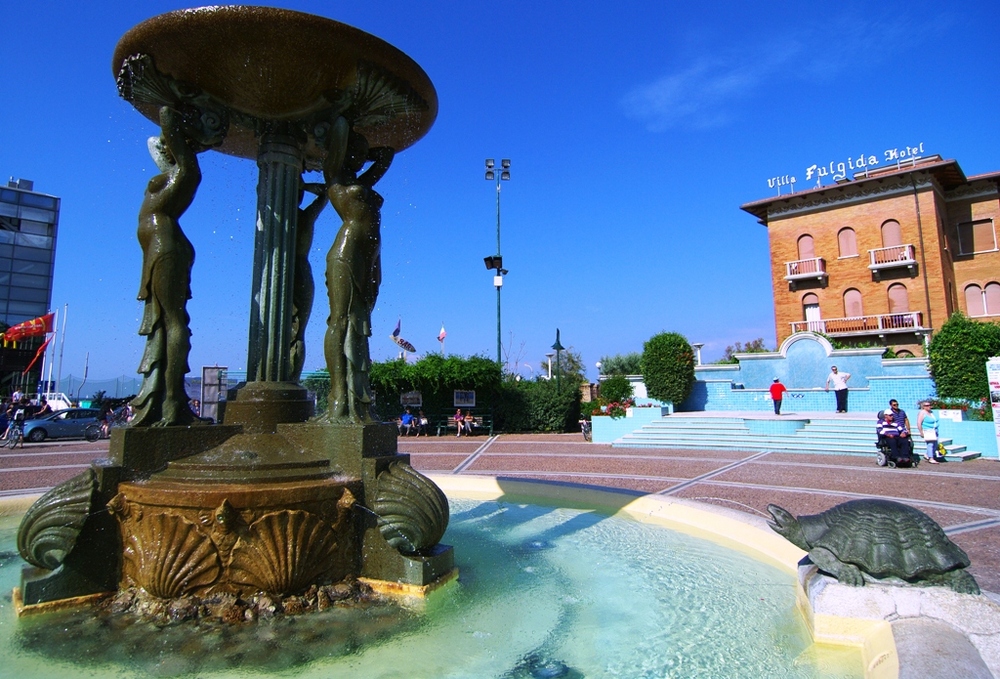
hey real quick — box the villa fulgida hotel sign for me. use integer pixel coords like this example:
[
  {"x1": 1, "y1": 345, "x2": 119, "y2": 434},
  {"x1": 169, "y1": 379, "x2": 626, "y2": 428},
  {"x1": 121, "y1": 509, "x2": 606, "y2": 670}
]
[{"x1": 766, "y1": 142, "x2": 927, "y2": 194}]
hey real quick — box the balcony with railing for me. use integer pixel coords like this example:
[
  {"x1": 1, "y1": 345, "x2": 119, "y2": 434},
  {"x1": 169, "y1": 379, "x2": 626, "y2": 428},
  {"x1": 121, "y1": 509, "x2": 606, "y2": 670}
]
[
  {"x1": 790, "y1": 311, "x2": 924, "y2": 337},
  {"x1": 868, "y1": 244, "x2": 916, "y2": 278},
  {"x1": 784, "y1": 257, "x2": 827, "y2": 286}
]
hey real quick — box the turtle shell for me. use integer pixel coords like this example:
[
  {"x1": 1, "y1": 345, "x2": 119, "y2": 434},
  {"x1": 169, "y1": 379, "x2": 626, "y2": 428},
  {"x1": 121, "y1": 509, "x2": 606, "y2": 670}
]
[{"x1": 799, "y1": 499, "x2": 970, "y2": 579}]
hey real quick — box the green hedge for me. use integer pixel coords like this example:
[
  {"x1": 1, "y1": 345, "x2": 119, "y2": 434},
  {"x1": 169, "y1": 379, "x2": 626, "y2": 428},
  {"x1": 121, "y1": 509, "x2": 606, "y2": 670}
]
[
  {"x1": 492, "y1": 379, "x2": 581, "y2": 433},
  {"x1": 367, "y1": 354, "x2": 502, "y2": 420},
  {"x1": 306, "y1": 354, "x2": 581, "y2": 431}
]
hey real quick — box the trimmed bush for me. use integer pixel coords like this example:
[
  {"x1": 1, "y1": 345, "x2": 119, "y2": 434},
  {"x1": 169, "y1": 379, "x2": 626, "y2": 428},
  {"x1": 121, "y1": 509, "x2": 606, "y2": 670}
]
[
  {"x1": 641, "y1": 332, "x2": 695, "y2": 405},
  {"x1": 928, "y1": 312, "x2": 1000, "y2": 402},
  {"x1": 599, "y1": 373, "x2": 633, "y2": 403}
]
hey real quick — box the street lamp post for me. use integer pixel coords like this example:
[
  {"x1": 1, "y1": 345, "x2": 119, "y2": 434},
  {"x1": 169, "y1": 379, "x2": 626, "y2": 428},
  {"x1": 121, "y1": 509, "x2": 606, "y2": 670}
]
[
  {"x1": 551, "y1": 328, "x2": 565, "y2": 393},
  {"x1": 484, "y1": 158, "x2": 510, "y2": 367}
]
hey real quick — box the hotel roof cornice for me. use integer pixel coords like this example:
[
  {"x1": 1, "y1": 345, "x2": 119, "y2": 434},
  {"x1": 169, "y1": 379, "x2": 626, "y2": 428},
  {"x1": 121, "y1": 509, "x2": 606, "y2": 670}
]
[{"x1": 740, "y1": 157, "x2": 1000, "y2": 225}]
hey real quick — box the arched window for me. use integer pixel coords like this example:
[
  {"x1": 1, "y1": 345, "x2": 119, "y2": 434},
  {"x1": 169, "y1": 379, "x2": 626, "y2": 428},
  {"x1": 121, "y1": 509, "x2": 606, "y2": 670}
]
[
  {"x1": 797, "y1": 234, "x2": 815, "y2": 260},
  {"x1": 803, "y1": 293, "x2": 821, "y2": 332},
  {"x1": 843, "y1": 289, "x2": 863, "y2": 317},
  {"x1": 838, "y1": 228, "x2": 857, "y2": 257},
  {"x1": 967, "y1": 282, "x2": 1000, "y2": 316},
  {"x1": 966, "y1": 284, "x2": 985, "y2": 316},
  {"x1": 881, "y1": 220, "x2": 903, "y2": 247},
  {"x1": 986, "y1": 283, "x2": 1000, "y2": 315},
  {"x1": 887, "y1": 283, "x2": 909, "y2": 313},
  {"x1": 895, "y1": 349, "x2": 915, "y2": 358}
]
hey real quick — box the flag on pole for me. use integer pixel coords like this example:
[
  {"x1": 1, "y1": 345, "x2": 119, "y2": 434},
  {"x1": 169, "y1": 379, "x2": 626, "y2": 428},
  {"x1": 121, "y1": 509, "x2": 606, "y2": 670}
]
[
  {"x1": 23, "y1": 336, "x2": 52, "y2": 375},
  {"x1": 437, "y1": 324, "x2": 447, "y2": 342},
  {"x1": 2, "y1": 312, "x2": 55, "y2": 342},
  {"x1": 392, "y1": 318, "x2": 401, "y2": 338}
]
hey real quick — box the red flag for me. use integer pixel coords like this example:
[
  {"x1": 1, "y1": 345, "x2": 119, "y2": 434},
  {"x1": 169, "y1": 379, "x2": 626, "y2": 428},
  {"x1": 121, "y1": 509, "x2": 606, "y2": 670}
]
[
  {"x1": 22, "y1": 336, "x2": 52, "y2": 375},
  {"x1": 3, "y1": 313, "x2": 54, "y2": 342}
]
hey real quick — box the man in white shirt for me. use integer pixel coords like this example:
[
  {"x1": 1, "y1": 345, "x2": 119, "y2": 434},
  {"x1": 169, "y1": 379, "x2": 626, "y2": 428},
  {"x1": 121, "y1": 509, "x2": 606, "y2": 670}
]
[{"x1": 825, "y1": 365, "x2": 851, "y2": 413}]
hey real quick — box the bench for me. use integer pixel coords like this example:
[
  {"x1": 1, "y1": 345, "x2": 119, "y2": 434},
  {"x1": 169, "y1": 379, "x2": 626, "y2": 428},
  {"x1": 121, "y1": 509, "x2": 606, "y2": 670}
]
[{"x1": 436, "y1": 413, "x2": 493, "y2": 437}]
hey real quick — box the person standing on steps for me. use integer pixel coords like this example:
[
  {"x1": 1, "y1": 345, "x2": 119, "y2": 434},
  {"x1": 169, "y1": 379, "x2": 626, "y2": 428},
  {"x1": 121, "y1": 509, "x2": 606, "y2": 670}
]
[
  {"x1": 769, "y1": 377, "x2": 788, "y2": 415},
  {"x1": 917, "y1": 400, "x2": 943, "y2": 464},
  {"x1": 825, "y1": 365, "x2": 851, "y2": 413}
]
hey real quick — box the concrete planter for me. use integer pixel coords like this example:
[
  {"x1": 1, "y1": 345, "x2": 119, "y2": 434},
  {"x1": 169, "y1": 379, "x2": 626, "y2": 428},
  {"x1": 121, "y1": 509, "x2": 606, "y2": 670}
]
[{"x1": 591, "y1": 406, "x2": 666, "y2": 443}]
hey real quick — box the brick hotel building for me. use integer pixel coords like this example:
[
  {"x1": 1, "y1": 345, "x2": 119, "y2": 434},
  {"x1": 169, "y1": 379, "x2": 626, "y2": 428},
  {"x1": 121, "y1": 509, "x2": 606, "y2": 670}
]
[{"x1": 741, "y1": 156, "x2": 1000, "y2": 357}]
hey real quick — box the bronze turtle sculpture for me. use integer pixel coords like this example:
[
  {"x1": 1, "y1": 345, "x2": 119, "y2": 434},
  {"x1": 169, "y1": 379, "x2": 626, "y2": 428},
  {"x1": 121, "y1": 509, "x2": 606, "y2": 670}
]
[{"x1": 767, "y1": 499, "x2": 980, "y2": 595}]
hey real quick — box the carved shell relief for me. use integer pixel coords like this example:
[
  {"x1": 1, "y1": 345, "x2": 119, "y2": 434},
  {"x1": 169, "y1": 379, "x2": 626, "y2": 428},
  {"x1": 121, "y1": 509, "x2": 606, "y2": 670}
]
[
  {"x1": 370, "y1": 462, "x2": 449, "y2": 554},
  {"x1": 228, "y1": 510, "x2": 339, "y2": 595},
  {"x1": 122, "y1": 511, "x2": 221, "y2": 599},
  {"x1": 18, "y1": 468, "x2": 97, "y2": 570}
]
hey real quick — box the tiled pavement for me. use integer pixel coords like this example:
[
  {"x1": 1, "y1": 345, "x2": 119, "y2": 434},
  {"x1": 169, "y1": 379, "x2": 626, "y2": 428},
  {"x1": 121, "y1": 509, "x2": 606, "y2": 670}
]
[{"x1": 3, "y1": 433, "x2": 999, "y2": 593}]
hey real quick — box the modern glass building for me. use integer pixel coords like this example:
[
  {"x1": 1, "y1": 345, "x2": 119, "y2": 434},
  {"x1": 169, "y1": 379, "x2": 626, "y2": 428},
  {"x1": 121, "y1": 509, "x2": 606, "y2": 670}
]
[{"x1": 0, "y1": 178, "x2": 58, "y2": 326}]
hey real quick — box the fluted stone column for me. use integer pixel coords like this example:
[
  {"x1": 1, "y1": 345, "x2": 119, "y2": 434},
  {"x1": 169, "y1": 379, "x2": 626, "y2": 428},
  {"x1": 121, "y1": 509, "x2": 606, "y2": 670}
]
[{"x1": 248, "y1": 132, "x2": 303, "y2": 382}]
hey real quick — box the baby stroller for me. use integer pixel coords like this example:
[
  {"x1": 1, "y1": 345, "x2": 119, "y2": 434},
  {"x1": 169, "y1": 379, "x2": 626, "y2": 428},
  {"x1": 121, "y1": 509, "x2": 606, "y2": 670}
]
[{"x1": 875, "y1": 410, "x2": 918, "y2": 468}]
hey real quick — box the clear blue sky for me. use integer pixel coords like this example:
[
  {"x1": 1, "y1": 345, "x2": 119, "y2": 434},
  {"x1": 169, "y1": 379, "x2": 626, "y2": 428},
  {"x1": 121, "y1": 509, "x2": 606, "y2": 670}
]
[{"x1": 3, "y1": 1, "x2": 999, "y2": 383}]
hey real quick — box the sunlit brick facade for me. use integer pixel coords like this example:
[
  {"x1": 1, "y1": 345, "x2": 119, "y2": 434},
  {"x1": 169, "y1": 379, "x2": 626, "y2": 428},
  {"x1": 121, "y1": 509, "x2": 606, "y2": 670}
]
[{"x1": 742, "y1": 157, "x2": 1000, "y2": 357}]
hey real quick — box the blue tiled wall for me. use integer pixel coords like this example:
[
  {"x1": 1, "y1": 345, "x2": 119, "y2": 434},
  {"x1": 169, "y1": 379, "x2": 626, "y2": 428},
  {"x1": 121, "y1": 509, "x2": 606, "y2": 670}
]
[
  {"x1": 940, "y1": 420, "x2": 999, "y2": 459},
  {"x1": 677, "y1": 333, "x2": 936, "y2": 414}
]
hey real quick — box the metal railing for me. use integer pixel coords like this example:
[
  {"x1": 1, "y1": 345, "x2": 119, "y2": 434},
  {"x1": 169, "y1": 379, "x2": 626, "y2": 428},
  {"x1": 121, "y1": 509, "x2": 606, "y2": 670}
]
[
  {"x1": 791, "y1": 311, "x2": 923, "y2": 335},
  {"x1": 869, "y1": 244, "x2": 915, "y2": 268},
  {"x1": 784, "y1": 257, "x2": 827, "y2": 279}
]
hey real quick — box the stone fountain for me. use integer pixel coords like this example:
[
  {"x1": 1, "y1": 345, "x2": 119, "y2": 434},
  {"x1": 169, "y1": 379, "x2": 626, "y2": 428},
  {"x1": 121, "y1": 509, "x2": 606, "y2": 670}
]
[{"x1": 14, "y1": 6, "x2": 453, "y2": 614}]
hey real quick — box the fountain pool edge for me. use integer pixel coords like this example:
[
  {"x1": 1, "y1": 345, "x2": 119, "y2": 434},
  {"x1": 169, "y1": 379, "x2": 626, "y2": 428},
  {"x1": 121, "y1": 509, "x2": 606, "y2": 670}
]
[
  {"x1": 0, "y1": 480, "x2": 902, "y2": 679},
  {"x1": 428, "y1": 474, "x2": 903, "y2": 679}
]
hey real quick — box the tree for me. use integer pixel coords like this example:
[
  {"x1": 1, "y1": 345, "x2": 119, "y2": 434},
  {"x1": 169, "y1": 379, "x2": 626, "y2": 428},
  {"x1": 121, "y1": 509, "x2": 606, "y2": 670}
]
[
  {"x1": 717, "y1": 338, "x2": 771, "y2": 364},
  {"x1": 598, "y1": 352, "x2": 643, "y2": 375},
  {"x1": 641, "y1": 332, "x2": 695, "y2": 404},
  {"x1": 301, "y1": 369, "x2": 331, "y2": 415},
  {"x1": 540, "y1": 348, "x2": 586, "y2": 385},
  {"x1": 928, "y1": 313, "x2": 1000, "y2": 401}
]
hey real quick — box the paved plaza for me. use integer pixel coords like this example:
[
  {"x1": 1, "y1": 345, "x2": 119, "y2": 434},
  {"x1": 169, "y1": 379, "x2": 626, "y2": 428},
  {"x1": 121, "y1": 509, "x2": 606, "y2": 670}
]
[{"x1": 3, "y1": 432, "x2": 998, "y2": 594}]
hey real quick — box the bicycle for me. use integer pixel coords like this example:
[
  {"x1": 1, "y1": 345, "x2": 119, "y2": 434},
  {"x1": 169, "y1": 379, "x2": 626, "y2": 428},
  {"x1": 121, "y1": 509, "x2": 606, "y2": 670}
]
[
  {"x1": 84, "y1": 421, "x2": 104, "y2": 442},
  {"x1": 85, "y1": 408, "x2": 131, "y2": 442},
  {"x1": 4, "y1": 421, "x2": 24, "y2": 449},
  {"x1": 579, "y1": 419, "x2": 592, "y2": 442}
]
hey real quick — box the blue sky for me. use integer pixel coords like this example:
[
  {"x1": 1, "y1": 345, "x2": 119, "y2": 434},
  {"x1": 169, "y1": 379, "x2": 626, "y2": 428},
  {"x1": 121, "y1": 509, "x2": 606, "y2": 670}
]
[{"x1": 3, "y1": 1, "x2": 999, "y2": 383}]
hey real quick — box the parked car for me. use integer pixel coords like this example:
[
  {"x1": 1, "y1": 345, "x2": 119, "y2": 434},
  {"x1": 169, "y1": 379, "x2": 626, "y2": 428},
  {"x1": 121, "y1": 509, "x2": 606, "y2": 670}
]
[{"x1": 23, "y1": 408, "x2": 100, "y2": 443}]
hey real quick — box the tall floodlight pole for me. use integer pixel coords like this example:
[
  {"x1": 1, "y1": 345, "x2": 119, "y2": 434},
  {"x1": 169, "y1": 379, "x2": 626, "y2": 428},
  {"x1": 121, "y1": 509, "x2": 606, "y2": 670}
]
[{"x1": 484, "y1": 158, "x2": 510, "y2": 367}]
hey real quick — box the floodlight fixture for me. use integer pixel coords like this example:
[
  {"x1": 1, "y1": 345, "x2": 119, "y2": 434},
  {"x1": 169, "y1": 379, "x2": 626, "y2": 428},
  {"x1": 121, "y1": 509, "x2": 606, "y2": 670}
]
[{"x1": 484, "y1": 156, "x2": 512, "y2": 366}]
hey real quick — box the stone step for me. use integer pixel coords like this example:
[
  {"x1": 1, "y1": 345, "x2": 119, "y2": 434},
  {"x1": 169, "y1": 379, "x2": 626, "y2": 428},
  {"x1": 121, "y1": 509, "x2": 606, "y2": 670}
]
[
  {"x1": 944, "y1": 449, "x2": 981, "y2": 462},
  {"x1": 615, "y1": 435, "x2": 877, "y2": 455},
  {"x1": 615, "y1": 416, "x2": 983, "y2": 460}
]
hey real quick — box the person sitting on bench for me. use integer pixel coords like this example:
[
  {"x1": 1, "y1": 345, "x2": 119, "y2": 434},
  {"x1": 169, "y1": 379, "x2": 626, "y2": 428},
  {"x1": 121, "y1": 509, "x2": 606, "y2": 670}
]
[{"x1": 398, "y1": 408, "x2": 415, "y2": 436}]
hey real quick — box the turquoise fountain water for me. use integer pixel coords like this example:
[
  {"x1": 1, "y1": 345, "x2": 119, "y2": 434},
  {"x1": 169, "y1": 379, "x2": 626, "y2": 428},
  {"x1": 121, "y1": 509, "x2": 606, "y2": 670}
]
[{"x1": 1, "y1": 496, "x2": 861, "y2": 678}]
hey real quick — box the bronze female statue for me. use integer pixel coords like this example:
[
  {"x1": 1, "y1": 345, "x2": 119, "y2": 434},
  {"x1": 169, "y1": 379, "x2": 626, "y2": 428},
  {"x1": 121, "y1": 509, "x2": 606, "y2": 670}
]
[
  {"x1": 322, "y1": 124, "x2": 394, "y2": 422},
  {"x1": 131, "y1": 106, "x2": 201, "y2": 427},
  {"x1": 289, "y1": 181, "x2": 328, "y2": 381}
]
